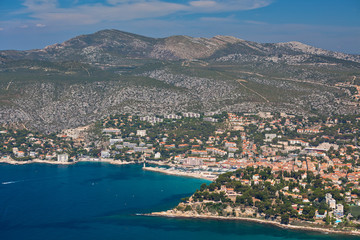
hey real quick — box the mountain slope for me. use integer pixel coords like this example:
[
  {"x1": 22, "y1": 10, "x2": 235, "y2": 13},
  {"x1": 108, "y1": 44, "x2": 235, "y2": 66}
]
[{"x1": 0, "y1": 29, "x2": 359, "y2": 132}]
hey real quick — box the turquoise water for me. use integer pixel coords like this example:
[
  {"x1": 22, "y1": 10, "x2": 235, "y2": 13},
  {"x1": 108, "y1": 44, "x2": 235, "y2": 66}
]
[{"x1": 0, "y1": 163, "x2": 358, "y2": 240}]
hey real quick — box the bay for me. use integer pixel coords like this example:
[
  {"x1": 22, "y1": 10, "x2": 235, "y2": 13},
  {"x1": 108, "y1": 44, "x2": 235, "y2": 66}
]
[{"x1": 0, "y1": 163, "x2": 357, "y2": 240}]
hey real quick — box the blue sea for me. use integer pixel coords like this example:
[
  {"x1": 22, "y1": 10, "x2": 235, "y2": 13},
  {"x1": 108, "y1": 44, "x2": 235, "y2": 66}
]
[{"x1": 0, "y1": 163, "x2": 357, "y2": 240}]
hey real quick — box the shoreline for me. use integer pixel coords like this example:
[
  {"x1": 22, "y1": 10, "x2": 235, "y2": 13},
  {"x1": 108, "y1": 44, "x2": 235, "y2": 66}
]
[
  {"x1": 0, "y1": 157, "x2": 133, "y2": 166},
  {"x1": 148, "y1": 211, "x2": 360, "y2": 236},
  {"x1": 78, "y1": 158, "x2": 134, "y2": 165},
  {"x1": 3, "y1": 156, "x2": 360, "y2": 237},
  {"x1": 142, "y1": 166, "x2": 215, "y2": 181}
]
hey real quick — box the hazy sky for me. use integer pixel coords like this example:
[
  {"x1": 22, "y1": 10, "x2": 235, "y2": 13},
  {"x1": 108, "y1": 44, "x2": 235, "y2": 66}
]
[{"x1": 0, "y1": 0, "x2": 359, "y2": 53}]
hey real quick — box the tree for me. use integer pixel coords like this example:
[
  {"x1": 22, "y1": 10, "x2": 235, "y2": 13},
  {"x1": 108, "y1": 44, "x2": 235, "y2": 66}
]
[
  {"x1": 281, "y1": 213, "x2": 290, "y2": 224},
  {"x1": 325, "y1": 214, "x2": 331, "y2": 225},
  {"x1": 184, "y1": 205, "x2": 192, "y2": 211},
  {"x1": 236, "y1": 195, "x2": 245, "y2": 204},
  {"x1": 208, "y1": 182, "x2": 217, "y2": 191},
  {"x1": 181, "y1": 197, "x2": 189, "y2": 203},
  {"x1": 200, "y1": 183, "x2": 207, "y2": 191}
]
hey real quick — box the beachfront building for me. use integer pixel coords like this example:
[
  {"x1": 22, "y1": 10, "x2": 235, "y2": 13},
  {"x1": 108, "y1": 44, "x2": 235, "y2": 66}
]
[
  {"x1": 101, "y1": 151, "x2": 110, "y2": 158},
  {"x1": 334, "y1": 204, "x2": 344, "y2": 217},
  {"x1": 182, "y1": 157, "x2": 203, "y2": 166},
  {"x1": 57, "y1": 153, "x2": 69, "y2": 162},
  {"x1": 15, "y1": 151, "x2": 25, "y2": 158}
]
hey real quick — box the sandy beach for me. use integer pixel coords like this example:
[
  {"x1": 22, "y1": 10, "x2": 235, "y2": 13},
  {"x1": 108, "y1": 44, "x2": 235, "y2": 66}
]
[
  {"x1": 142, "y1": 166, "x2": 215, "y2": 181},
  {"x1": 149, "y1": 211, "x2": 360, "y2": 236},
  {"x1": 145, "y1": 160, "x2": 171, "y2": 166},
  {"x1": 78, "y1": 158, "x2": 133, "y2": 165}
]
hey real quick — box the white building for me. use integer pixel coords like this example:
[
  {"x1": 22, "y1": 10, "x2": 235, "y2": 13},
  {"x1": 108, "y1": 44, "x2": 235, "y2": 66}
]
[
  {"x1": 110, "y1": 138, "x2": 123, "y2": 145},
  {"x1": 265, "y1": 134, "x2": 277, "y2": 142},
  {"x1": 334, "y1": 204, "x2": 344, "y2": 217},
  {"x1": 182, "y1": 157, "x2": 203, "y2": 166},
  {"x1": 12, "y1": 147, "x2": 19, "y2": 154},
  {"x1": 228, "y1": 147, "x2": 238, "y2": 152},
  {"x1": 140, "y1": 116, "x2": 163, "y2": 123},
  {"x1": 123, "y1": 142, "x2": 137, "y2": 148},
  {"x1": 101, "y1": 151, "x2": 110, "y2": 158},
  {"x1": 154, "y1": 152, "x2": 161, "y2": 159},
  {"x1": 57, "y1": 153, "x2": 69, "y2": 162},
  {"x1": 204, "y1": 112, "x2": 218, "y2": 116},
  {"x1": 289, "y1": 139, "x2": 309, "y2": 147},
  {"x1": 206, "y1": 147, "x2": 227, "y2": 156},
  {"x1": 134, "y1": 147, "x2": 147, "y2": 152},
  {"x1": 183, "y1": 112, "x2": 200, "y2": 118},
  {"x1": 136, "y1": 130, "x2": 147, "y2": 137},
  {"x1": 224, "y1": 141, "x2": 237, "y2": 148},
  {"x1": 164, "y1": 114, "x2": 182, "y2": 119},
  {"x1": 102, "y1": 128, "x2": 121, "y2": 134},
  {"x1": 16, "y1": 151, "x2": 25, "y2": 158},
  {"x1": 258, "y1": 112, "x2": 273, "y2": 118},
  {"x1": 329, "y1": 199, "x2": 336, "y2": 209},
  {"x1": 203, "y1": 117, "x2": 218, "y2": 123},
  {"x1": 325, "y1": 193, "x2": 332, "y2": 203},
  {"x1": 29, "y1": 151, "x2": 37, "y2": 158}
]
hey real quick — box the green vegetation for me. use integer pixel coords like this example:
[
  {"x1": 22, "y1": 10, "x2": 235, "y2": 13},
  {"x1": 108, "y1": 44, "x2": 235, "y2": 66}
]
[{"x1": 350, "y1": 206, "x2": 360, "y2": 219}]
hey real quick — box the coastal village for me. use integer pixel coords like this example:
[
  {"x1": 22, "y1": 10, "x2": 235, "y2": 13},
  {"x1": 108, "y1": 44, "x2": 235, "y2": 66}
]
[{"x1": 1, "y1": 111, "x2": 360, "y2": 233}]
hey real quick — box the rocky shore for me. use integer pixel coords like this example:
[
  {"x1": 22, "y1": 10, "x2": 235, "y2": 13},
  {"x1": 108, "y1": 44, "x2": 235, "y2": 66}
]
[
  {"x1": 0, "y1": 157, "x2": 132, "y2": 166},
  {"x1": 0, "y1": 157, "x2": 73, "y2": 165},
  {"x1": 149, "y1": 210, "x2": 360, "y2": 236}
]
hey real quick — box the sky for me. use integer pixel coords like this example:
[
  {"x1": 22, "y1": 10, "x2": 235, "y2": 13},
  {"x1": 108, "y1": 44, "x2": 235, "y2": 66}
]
[{"x1": 0, "y1": 0, "x2": 359, "y2": 54}]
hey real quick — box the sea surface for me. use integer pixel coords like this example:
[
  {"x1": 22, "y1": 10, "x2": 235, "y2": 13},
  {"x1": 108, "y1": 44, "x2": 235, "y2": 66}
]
[{"x1": 0, "y1": 162, "x2": 358, "y2": 240}]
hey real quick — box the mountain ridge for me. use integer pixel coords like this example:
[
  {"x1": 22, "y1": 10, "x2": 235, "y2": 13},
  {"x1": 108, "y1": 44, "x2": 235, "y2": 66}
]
[{"x1": 1, "y1": 29, "x2": 359, "y2": 65}]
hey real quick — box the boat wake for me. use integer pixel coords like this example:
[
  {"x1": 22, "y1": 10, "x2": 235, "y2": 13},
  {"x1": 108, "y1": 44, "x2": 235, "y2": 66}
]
[{"x1": 2, "y1": 180, "x2": 21, "y2": 185}]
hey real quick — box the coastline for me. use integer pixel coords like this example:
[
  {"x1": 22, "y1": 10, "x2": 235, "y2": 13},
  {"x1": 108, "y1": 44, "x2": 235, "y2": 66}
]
[
  {"x1": 142, "y1": 166, "x2": 215, "y2": 181},
  {"x1": 4, "y1": 156, "x2": 359, "y2": 237},
  {"x1": 0, "y1": 158, "x2": 73, "y2": 165},
  {"x1": 0, "y1": 157, "x2": 133, "y2": 166},
  {"x1": 78, "y1": 158, "x2": 134, "y2": 165},
  {"x1": 148, "y1": 211, "x2": 360, "y2": 236}
]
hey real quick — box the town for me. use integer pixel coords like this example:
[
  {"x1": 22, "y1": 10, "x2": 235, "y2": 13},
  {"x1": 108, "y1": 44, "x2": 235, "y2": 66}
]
[{"x1": 1, "y1": 111, "x2": 360, "y2": 231}]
